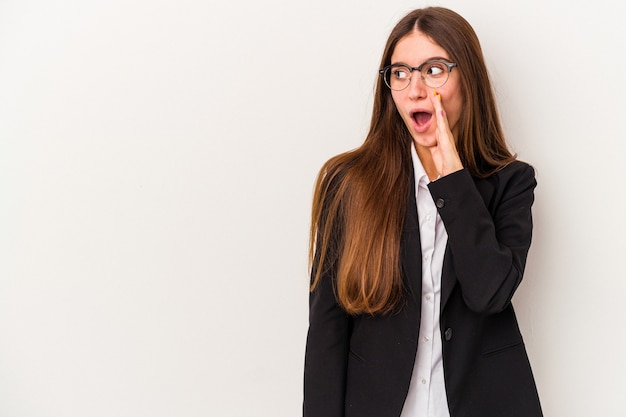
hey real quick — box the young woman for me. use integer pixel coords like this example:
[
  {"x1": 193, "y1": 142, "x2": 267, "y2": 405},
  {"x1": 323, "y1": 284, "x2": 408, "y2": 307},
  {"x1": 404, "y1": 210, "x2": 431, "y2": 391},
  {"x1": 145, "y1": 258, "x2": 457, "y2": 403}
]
[{"x1": 303, "y1": 7, "x2": 542, "y2": 417}]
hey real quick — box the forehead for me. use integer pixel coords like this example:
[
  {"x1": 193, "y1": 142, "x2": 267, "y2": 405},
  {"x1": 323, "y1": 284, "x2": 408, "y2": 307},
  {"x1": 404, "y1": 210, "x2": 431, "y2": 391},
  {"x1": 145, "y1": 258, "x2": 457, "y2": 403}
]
[{"x1": 391, "y1": 31, "x2": 450, "y2": 64}]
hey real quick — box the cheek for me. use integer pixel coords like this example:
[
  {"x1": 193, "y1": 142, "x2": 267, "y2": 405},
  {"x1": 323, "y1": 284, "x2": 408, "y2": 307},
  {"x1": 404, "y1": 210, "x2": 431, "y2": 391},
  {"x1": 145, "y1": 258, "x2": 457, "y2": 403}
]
[
  {"x1": 390, "y1": 93, "x2": 408, "y2": 121},
  {"x1": 390, "y1": 91, "x2": 402, "y2": 108},
  {"x1": 446, "y1": 92, "x2": 463, "y2": 121},
  {"x1": 448, "y1": 98, "x2": 464, "y2": 136},
  {"x1": 441, "y1": 78, "x2": 463, "y2": 117},
  {"x1": 450, "y1": 99, "x2": 462, "y2": 121}
]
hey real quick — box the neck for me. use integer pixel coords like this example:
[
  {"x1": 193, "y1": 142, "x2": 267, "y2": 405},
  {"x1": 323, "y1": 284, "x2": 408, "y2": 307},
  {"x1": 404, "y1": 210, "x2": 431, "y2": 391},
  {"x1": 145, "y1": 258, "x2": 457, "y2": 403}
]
[{"x1": 414, "y1": 142, "x2": 439, "y2": 181}]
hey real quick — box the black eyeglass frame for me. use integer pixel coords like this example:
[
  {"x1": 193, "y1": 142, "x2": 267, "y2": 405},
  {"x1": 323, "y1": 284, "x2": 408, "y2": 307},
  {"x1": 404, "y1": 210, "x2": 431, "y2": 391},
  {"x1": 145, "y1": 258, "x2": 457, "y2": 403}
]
[{"x1": 379, "y1": 59, "x2": 458, "y2": 90}]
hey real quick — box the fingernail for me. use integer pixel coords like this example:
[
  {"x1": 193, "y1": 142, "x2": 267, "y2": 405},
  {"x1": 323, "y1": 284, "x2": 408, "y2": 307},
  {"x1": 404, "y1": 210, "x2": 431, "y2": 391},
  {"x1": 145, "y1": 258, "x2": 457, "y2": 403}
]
[
  {"x1": 441, "y1": 110, "x2": 444, "y2": 116},
  {"x1": 433, "y1": 90, "x2": 438, "y2": 96},
  {"x1": 437, "y1": 94, "x2": 441, "y2": 102}
]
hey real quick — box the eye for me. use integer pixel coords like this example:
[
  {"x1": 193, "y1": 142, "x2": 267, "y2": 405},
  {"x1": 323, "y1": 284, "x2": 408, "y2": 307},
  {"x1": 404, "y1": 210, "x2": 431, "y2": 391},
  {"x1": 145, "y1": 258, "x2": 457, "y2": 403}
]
[
  {"x1": 425, "y1": 63, "x2": 446, "y2": 77},
  {"x1": 392, "y1": 68, "x2": 410, "y2": 80}
]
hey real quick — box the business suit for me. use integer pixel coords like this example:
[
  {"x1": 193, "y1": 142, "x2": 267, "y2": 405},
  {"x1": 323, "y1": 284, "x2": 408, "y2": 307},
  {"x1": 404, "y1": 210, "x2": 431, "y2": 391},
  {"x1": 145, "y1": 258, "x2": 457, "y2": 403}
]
[{"x1": 304, "y1": 160, "x2": 542, "y2": 417}]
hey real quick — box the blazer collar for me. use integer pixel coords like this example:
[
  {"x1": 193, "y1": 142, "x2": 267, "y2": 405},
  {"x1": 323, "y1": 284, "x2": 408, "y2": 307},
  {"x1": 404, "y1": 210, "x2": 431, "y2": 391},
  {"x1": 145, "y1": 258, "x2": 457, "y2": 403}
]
[{"x1": 401, "y1": 162, "x2": 423, "y2": 303}]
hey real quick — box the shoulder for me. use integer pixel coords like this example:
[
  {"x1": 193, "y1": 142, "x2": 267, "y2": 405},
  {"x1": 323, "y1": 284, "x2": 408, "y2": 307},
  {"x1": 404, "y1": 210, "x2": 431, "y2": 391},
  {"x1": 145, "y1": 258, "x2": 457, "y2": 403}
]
[
  {"x1": 319, "y1": 150, "x2": 360, "y2": 190},
  {"x1": 468, "y1": 160, "x2": 536, "y2": 211},
  {"x1": 313, "y1": 155, "x2": 355, "y2": 235},
  {"x1": 491, "y1": 160, "x2": 537, "y2": 193},
  {"x1": 497, "y1": 160, "x2": 535, "y2": 179}
]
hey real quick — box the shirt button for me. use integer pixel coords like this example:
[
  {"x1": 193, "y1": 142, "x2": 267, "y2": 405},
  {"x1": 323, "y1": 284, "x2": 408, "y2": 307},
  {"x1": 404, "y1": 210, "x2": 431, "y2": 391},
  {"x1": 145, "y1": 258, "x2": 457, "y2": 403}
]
[
  {"x1": 424, "y1": 336, "x2": 430, "y2": 342},
  {"x1": 426, "y1": 214, "x2": 432, "y2": 221},
  {"x1": 424, "y1": 254, "x2": 430, "y2": 261},
  {"x1": 425, "y1": 294, "x2": 432, "y2": 301},
  {"x1": 421, "y1": 379, "x2": 427, "y2": 384}
]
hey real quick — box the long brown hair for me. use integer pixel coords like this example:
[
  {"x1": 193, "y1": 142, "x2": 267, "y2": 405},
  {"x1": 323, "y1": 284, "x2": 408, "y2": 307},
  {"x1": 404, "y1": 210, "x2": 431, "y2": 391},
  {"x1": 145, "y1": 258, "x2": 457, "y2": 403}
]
[{"x1": 309, "y1": 7, "x2": 515, "y2": 315}]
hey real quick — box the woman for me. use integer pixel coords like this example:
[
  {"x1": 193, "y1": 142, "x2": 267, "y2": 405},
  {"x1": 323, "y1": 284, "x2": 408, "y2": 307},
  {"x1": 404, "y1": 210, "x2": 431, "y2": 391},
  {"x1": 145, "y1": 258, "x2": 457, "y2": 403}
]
[{"x1": 303, "y1": 7, "x2": 542, "y2": 417}]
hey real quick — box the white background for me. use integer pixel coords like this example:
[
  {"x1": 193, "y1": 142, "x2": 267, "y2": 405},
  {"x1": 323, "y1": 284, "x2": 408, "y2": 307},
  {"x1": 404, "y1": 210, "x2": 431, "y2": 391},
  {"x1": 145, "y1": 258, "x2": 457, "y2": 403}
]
[{"x1": 1, "y1": 0, "x2": 625, "y2": 416}]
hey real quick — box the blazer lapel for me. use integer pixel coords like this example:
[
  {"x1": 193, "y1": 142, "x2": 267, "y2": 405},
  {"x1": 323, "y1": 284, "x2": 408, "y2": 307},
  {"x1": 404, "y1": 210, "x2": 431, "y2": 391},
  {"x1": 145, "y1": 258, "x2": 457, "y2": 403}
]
[{"x1": 401, "y1": 168, "x2": 423, "y2": 302}]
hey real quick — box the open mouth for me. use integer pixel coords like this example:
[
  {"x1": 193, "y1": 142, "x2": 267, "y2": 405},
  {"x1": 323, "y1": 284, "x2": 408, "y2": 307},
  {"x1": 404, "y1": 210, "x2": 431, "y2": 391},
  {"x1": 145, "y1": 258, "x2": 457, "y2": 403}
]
[{"x1": 412, "y1": 111, "x2": 432, "y2": 127}]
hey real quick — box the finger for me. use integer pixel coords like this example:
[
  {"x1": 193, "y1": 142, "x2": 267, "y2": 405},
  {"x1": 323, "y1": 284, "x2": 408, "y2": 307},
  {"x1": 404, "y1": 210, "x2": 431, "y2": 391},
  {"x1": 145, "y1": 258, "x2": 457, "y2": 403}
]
[
  {"x1": 430, "y1": 90, "x2": 463, "y2": 176},
  {"x1": 431, "y1": 90, "x2": 453, "y2": 146},
  {"x1": 431, "y1": 90, "x2": 449, "y2": 134}
]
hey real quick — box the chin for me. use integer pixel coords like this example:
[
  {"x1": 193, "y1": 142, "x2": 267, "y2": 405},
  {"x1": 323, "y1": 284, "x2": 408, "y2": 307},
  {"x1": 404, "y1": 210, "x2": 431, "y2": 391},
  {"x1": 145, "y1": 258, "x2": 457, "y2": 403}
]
[{"x1": 411, "y1": 134, "x2": 437, "y2": 149}]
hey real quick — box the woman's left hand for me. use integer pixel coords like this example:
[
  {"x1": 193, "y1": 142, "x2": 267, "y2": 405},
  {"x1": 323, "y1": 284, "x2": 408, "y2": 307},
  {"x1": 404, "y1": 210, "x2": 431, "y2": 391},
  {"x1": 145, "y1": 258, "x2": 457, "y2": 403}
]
[{"x1": 429, "y1": 90, "x2": 464, "y2": 178}]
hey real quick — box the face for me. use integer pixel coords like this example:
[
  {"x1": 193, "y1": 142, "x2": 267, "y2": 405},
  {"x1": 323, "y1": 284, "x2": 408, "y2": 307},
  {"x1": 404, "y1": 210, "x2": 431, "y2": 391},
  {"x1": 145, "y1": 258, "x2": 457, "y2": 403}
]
[{"x1": 390, "y1": 30, "x2": 463, "y2": 150}]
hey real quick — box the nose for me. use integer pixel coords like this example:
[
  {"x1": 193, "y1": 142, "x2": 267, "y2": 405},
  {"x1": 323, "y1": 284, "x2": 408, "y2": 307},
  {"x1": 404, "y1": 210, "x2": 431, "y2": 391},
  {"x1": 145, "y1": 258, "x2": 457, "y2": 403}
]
[{"x1": 407, "y1": 73, "x2": 428, "y2": 100}]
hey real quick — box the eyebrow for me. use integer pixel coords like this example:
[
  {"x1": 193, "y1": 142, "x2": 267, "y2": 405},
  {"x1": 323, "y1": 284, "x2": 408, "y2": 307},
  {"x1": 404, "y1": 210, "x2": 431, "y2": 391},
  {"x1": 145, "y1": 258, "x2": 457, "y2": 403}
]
[{"x1": 390, "y1": 56, "x2": 452, "y2": 66}]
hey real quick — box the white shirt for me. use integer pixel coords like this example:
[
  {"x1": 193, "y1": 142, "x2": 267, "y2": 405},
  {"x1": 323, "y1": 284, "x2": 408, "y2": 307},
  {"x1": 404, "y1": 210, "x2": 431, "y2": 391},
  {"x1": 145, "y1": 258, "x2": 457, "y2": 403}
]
[{"x1": 400, "y1": 144, "x2": 451, "y2": 417}]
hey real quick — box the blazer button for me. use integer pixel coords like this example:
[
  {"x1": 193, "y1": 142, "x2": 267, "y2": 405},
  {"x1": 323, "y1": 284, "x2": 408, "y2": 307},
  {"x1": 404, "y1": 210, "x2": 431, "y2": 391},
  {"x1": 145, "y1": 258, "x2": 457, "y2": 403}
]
[
  {"x1": 444, "y1": 328, "x2": 453, "y2": 341},
  {"x1": 436, "y1": 198, "x2": 445, "y2": 209}
]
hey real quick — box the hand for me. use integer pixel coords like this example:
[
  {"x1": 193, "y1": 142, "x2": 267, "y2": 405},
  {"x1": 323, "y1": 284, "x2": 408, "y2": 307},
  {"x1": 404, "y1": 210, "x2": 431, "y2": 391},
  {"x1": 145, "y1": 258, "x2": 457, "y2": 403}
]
[{"x1": 429, "y1": 90, "x2": 463, "y2": 178}]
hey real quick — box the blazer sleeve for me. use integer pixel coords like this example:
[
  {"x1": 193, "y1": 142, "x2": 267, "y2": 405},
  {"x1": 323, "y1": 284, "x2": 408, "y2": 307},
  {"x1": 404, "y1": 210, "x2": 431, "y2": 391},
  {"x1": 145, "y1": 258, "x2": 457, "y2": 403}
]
[
  {"x1": 427, "y1": 162, "x2": 537, "y2": 314},
  {"x1": 303, "y1": 186, "x2": 350, "y2": 417}
]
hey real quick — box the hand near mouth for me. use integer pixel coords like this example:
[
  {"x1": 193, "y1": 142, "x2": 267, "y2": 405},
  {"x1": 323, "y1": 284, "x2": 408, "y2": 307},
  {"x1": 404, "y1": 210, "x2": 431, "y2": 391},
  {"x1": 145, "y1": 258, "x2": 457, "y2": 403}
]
[{"x1": 429, "y1": 90, "x2": 463, "y2": 179}]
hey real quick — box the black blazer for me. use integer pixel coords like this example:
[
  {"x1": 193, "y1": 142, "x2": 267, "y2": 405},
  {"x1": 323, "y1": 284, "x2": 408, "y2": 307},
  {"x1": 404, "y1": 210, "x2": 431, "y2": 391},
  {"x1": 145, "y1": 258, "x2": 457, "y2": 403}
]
[{"x1": 304, "y1": 161, "x2": 543, "y2": 417}]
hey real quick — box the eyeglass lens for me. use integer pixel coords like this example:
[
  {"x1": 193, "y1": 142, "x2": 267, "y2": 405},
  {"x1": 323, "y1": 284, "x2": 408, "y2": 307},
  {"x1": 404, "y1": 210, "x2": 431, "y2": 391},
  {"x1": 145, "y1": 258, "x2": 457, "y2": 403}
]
[{"x1": 385, "y1": 62, "x2": 450, "y2": 90}]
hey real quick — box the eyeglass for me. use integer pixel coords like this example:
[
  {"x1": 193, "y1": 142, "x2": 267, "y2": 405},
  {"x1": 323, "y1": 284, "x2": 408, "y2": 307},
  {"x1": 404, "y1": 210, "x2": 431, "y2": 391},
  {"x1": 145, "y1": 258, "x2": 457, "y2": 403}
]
[{"x1": 379, "y1": 59, "x2": 457, "y2": 90}]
